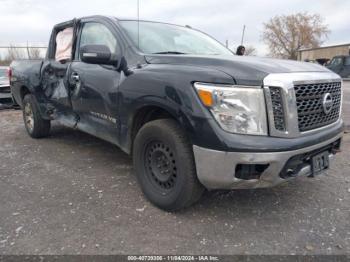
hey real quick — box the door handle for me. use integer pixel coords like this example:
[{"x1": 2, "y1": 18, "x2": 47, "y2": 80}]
[{"x1": 71, "y1": 73, "x2": 80, "y2": 82}]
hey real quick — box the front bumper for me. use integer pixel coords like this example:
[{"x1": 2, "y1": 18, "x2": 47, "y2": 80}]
[{"x1": 193, "y1": 132, "x2": 343, "y2": 190}]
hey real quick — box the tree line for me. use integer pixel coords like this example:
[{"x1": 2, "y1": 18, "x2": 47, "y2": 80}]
[{"x1": 0, "y1": 46, "x2": 45, "y2": 65}]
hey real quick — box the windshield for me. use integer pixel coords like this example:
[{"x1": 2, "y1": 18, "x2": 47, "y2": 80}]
[{"x1": 119, "y1": 20, "x2": 233, "y2": 56}]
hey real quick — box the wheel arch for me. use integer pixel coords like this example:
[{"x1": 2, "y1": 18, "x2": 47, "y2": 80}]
[
  {"x1": 19, "y1": 85, "x2": 31, "y2": 107},
  {"x1": 123, "y1": 103, "x2": 194, "y2": 155}
]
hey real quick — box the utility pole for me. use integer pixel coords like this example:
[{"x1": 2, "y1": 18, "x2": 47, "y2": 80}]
[
  {"x1": 26, "y1": 41, "x2": 31, "y2": 59},
  {"x1": 137, "y1": 0, "x2": 140, "y2": 49},
  {"x1": 225, "y1": 40, "x2": 229, "y2": 48},
  {"x1": 241, "y1": 25, "x2": 246, "y2": 45}
]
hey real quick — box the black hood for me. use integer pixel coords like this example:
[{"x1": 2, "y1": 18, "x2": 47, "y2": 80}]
[{"x1": 145, "y1": 54, "x2": 330, "y2": 85}]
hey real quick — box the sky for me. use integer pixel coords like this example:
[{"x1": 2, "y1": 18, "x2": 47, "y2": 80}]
[{"x1": 0, "y1": 0, "x2": 349, "y2": 56}]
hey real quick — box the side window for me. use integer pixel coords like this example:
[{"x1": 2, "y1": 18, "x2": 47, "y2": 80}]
[
  {"x1": 330, "y1": 57, "x2": 342, "y2": 66},
  {"x1": 345, "y1": 57, "x2": 350, "y2": 66},
  {"x1": 79, "y1": 22, "x2": 118, "y2": 56}
]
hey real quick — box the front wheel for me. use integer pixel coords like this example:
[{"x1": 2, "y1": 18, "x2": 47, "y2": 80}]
[
  {"x1": 22, "y1": 94, "x2": 51, "y2": 138},
  {"x1": 133, "y1": 119, "x2": 204, "y2": 211}
]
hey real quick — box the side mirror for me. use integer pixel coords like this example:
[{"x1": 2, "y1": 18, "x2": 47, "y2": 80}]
[{"x1": 80, "y1": 45, "x2": 118, "y2": 65}]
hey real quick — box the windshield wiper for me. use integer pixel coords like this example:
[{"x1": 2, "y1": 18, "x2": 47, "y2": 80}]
[{"x1": 152, "y1": 51, "x2": 187, "y2": 55}]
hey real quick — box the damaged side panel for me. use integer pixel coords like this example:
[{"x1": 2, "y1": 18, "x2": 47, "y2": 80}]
[
  {"x1": 41, "y1": 61, "x2": 71, "y2": 108},
  {"x1": 11, "y1": 16, "x2": 121, "y2": 147}
]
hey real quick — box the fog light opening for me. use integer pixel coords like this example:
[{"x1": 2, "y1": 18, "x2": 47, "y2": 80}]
[{"x1": 235, "y1": 164, "x2": 269, "y2": 180}]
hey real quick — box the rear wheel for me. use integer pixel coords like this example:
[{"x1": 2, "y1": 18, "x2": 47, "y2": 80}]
[
  {"x1": 133, "y1": 119, "x2": 204, "y2": 211},
  {"x1": 22, "y1": 94, "x2": 51, "y2": 138}
]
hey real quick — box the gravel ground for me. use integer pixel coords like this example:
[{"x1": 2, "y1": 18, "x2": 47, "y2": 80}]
[{"x1": 0, "y1": 81, "x2": 349, "y2": 255}]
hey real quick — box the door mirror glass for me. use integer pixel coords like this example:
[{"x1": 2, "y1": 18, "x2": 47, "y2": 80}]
[{"x1": 80, "y1": 45, "x2": 118, "y2": 65}]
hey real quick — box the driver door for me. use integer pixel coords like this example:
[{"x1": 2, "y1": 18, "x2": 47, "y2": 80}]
[{"x1": 69, "y1": 21, "x2": 122, "y2": 145}]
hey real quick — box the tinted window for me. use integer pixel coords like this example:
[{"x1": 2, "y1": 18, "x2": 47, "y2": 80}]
[
  {"x1": 79, "y1": 23, "x2": 118, "y2": 54},
  {"x1": 330, "y1": 57, "x2": 343, "y2": 66},
  {"x1": 345, "y1": 57, "x2": 350, "y2": 66}
]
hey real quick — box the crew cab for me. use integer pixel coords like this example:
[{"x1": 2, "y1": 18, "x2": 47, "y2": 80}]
[{"x1": 10, "y1": 16, "x2": 344, "y2": 211}]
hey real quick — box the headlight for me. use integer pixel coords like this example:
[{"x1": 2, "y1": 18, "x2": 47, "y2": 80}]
[{"x1": 194, "y1": 82, "x2": 268, "y2": 135}]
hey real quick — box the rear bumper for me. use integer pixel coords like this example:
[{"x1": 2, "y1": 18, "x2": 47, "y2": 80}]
[
  {"x1": 193, "y1": 132, "x2": 343, "y2": 190},
  {"x1": 0, "y1": 84, "x2": 11, "y2": 93}
]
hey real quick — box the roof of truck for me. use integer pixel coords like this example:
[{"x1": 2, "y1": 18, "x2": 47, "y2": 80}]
[{"x1": 53, "y1": 15, "x2": 193, "y2": 30}]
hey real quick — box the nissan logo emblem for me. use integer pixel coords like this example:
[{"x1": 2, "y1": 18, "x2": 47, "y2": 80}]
[{"x1": 322, "y1": 93, "x2": 333, "y2": 115}]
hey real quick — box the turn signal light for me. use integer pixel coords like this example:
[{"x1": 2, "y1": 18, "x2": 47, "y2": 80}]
[{"x1": 197, "y1": 89, "x2": 213, "y2": 107}]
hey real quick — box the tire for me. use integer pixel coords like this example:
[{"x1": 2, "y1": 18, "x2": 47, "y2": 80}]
[
  {"x1": 22, "y1": 94, "x2": 51, "y2": 138},
  {"x1": 133, "y1": 119, "x2": 204, "y2": 211}
]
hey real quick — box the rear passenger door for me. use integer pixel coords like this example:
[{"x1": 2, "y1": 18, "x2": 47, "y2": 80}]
[{"x1": 69, "y1": 20, "x2": 122, "y2": 145}]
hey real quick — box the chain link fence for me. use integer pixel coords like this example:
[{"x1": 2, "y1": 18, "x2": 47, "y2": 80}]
[{"x1": 0, "y1": 46, "x2": 47, "y2": 66}]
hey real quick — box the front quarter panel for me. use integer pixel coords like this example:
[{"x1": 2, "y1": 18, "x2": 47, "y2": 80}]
[{"x1": 117, "y1": 63, "x2": 235, "y2": 153}]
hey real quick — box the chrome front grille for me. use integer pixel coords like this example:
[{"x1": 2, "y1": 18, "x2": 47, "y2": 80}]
[
  {"x1": 269, "y1": 87, "x2": 285, "y2": 131},
  {"x1": 294, "y1": 82, "x2": 341, "y2": 132},
  {"x1": 264, "y1": 72, "x2": 342, "y2": 138}
]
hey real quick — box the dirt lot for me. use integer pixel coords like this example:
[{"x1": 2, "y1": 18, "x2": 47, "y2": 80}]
[{"x1": 0, "y1": 82, "x2": 349, "y2": 255}]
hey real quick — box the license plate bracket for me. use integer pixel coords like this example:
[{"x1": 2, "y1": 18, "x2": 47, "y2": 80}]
[{"x1": 311, "y1": 151, "x2": 330, "y2": 176}]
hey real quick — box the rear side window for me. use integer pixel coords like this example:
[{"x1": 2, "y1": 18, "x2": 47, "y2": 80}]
[{"x1": 79, "y1": 22, "x2": 118, "y2": 55}]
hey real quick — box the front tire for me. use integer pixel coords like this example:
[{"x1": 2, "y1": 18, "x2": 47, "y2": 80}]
[
  {"x1": 22, "y1": 94, "x2": 51, "y2": 138},
  {"x1": 133, "y1": 119, "x2": 204, "y2": 211}
]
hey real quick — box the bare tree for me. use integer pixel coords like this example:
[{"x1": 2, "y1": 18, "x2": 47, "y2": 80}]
[
  {"x1": 245, "y1": 46, "x2": 257, "y2": 56},
  {"x1": 28, "y1": 47, "x2": 43, "y2": 59},
  {"x1": 0, "y1": 52, "x2": 10, "y2": 66},
  {"x1": 262, "y1": 13, "x2": 329, "y2": 60},
  {"x1": 6, "y1": 46, "x2": 25, "y2": 61}
]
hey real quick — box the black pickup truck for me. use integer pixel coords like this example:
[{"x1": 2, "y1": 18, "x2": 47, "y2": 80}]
[{"x1": 10, "y1": 16, "x2": 343, "y2": 211}]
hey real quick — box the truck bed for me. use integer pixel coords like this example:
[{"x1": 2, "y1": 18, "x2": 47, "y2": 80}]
[{"x1": 10, "y1": 60, "x2": 44, "y2": 107}]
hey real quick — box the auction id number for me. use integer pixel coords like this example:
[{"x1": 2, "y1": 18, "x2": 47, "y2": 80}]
[{"x1": 128, "y1": 256, "x2": 219, "y2": 261}]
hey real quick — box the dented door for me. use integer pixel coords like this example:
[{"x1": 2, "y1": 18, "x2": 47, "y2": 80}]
[{"x1": 40, "y1": 60, "x2": 73, "y2": 112}]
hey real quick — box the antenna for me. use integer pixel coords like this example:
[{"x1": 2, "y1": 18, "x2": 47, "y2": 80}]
[
  {"x1": 241, "y1": 25, "x2": 246, "y2": 45},
  {"x1": 137, "y1": 0, "x2": 140, "y2": 49}
]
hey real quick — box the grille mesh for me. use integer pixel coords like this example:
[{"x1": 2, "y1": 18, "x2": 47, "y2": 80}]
[
  {"x1": 269, "y1": 87, "x2": 285, "y2": 131},
  {"x1": 294, "y1": 82, "x2": 341, "y2": 132}
]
